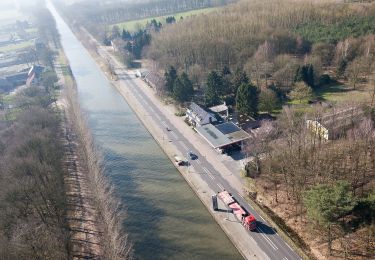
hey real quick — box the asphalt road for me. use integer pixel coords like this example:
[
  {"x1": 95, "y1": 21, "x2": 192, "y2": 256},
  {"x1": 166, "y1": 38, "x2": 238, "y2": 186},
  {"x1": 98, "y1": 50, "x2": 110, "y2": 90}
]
[{"x1": 99, "y1": 48, "x2": 302, "y2": 260}]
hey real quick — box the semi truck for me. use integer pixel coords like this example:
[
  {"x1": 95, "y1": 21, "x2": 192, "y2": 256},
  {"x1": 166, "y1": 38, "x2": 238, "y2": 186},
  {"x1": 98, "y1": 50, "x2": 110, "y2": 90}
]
[{"x1": 218, "y1": 190, "x2": 257, "y2": 231}]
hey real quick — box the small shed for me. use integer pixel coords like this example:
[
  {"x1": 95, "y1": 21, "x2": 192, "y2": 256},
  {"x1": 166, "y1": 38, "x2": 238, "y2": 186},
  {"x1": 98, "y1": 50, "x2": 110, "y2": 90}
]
[{"x1": 209, "y1": 102, "x2": 229, "y2": 119}]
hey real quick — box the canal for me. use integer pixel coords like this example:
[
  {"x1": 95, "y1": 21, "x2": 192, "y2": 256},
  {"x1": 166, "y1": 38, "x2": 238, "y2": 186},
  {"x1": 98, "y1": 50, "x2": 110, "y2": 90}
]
[{"x1": 48, "y1": 3, "x2": 242, "y2": 260}]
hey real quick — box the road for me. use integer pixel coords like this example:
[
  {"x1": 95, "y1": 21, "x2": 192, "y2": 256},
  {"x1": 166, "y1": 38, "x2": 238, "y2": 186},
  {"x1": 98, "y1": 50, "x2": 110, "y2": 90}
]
[{"x1": 95, "y1": 45, "x2": 302, "y2": 260}]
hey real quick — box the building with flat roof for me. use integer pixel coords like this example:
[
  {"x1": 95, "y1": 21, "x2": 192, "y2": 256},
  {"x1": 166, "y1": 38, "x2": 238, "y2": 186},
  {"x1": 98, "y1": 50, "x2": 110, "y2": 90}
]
[
  {"x1": 196, "y1": 122, "x2": 250, "y2": 150},
  {"x1": 307, "y1": 106, "x2": 364, "y2": 140},
  {"x1": 209, "y1": 102, "x2": 229, "y2": 119}
]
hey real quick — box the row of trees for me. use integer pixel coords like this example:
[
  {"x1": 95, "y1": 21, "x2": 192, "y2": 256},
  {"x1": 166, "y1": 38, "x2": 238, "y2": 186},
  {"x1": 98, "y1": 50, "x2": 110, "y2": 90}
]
[{"x1": 164, "y1": 64, "x2": 283, "y2": 118}]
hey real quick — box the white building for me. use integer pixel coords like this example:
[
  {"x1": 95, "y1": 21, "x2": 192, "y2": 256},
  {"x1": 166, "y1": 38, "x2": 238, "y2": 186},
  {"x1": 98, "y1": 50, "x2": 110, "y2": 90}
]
[{"x1": 186, "y1": 102, "x2": 217, "y2": 127}]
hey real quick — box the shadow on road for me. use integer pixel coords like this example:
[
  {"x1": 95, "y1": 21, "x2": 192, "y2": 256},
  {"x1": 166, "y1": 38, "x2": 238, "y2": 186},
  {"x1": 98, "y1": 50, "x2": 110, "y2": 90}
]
[{"x1": 254, "y1": 221, "x2": 277, "y2": 235}]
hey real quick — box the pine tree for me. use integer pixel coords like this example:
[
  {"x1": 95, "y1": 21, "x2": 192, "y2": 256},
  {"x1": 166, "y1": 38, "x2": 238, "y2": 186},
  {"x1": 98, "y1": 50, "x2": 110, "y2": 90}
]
[
  {"x1": 173, "y1": 72, "x2": 194, "y2": 103},
  {"x1": 232, "y1": 69, "x2": 249, "y2": 94},
  {"x1": 164, "y1": 66, "x2": 177, "y2": 93},
  {"x1": 236, "y1": 83, "x2": 259, "y2": 118},
  {"x1": 205, "y1": 71, "x2": 223, "y2": 105},
  {"x1": 303, "y1": 181, "x2": 356, "y2": 255}
]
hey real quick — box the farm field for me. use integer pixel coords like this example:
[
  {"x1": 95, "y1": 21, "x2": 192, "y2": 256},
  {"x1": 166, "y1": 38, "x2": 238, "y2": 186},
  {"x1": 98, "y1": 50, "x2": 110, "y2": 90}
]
[
  {"x1": 112, "y1": 7, "x2": 219, "y2": 31},
  {"x1": 0, "y1": 39, "x2": 34, "y2": 53}
]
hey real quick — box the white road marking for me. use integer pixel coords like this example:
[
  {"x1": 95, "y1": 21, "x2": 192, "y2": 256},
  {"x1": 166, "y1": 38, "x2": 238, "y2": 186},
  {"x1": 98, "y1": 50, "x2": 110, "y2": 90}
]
[
  {"x1": 257, "y1": 226, "x2": 278, "y2": 250},
  {"x1": 238, "y1": 193, "x2": 245, "y2": 199},
  {"x1": 196, "y1": 160, "x2": 201, "y2": 165},
  {"x1": 217, "y1": 183, "x2": 224, "y2": 190},
  {"x1": 202, "y1": 167, "x2": 215, "y2": 180},
  {"x1": 285, "y1": 242, "x2": 294, "y2": 252},
  {"x1": 259, "y1": 215, "x2": 266, "y2": 222}
]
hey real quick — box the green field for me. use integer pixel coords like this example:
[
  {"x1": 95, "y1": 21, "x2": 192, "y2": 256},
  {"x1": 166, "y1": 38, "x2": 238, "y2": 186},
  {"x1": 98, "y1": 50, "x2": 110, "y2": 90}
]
[
  {"x1": 112, "y1": 7, "x2": 219, "y2": 31},
  {"x1": 0, "y1": 39, "x2": 34, "y2": 52}
]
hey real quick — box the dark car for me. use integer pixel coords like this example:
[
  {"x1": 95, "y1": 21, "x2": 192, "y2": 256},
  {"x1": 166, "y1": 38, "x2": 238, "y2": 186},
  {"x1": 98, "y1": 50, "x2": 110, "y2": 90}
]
[{"x1": 188, "y1": 151, "x2": 198, "y2": 160}]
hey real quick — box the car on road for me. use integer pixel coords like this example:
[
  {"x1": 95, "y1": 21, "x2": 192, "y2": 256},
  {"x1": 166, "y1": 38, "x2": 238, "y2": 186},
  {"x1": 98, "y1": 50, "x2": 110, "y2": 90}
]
[
  {"x1": 188, "y1": 151, "x2": 198, "y2": 160},
  {"x1": 174, "y1": 155, "x2": 186, "y2": 166}
]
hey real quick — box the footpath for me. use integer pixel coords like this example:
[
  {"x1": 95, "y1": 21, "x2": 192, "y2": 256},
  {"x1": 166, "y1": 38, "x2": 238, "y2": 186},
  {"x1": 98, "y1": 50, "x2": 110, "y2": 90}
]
[{"x1": 55, "y1": 51, "x2": 102, "y2": 259}]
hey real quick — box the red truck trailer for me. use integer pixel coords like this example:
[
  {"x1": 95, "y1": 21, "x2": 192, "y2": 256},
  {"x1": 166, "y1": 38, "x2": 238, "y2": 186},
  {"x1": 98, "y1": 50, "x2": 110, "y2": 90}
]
[{"x1": 218, "y1": 191, "x2": 257, "y2": 231}]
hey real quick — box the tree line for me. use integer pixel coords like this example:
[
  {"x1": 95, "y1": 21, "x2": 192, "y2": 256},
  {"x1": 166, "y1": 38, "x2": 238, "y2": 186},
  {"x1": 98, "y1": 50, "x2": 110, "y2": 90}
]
[{"x1": 63, "y1": 0, "x2": 234, "y2": 25}]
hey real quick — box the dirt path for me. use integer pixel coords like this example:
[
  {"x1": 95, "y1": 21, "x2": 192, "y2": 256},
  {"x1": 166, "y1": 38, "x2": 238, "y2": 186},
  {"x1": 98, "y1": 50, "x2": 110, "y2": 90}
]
[
  {"x1": 62, "y1": 121, "x2": 102, "y2": 259},
  {"x1": 55, "y1": 53, "x2": 103, "y2": 259}
]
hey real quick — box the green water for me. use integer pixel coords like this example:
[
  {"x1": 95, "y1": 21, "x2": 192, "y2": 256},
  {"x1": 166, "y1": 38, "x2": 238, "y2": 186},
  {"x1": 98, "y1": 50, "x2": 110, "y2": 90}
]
[{"x1": 49, "y1": 3, "x2": 242, "y2": 259}]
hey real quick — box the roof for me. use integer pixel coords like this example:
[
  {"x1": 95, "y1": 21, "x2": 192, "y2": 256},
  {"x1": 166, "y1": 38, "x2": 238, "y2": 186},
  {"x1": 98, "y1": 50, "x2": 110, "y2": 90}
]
[
  {"x1": 209, "y1": 103, "x2": 228, "y2": 113},
  {"x1": 313, "y1": 106, "x2": 364, "y2": 131},
  {"x1": 28, "y1": 65, "x2": 44, "y2": 77},
  {"x1": 196, "y1": 122, "x2": 250, "y2": 149},
  {"x1": 188, "y1": 102, "x2": 214, "y2": 122}
]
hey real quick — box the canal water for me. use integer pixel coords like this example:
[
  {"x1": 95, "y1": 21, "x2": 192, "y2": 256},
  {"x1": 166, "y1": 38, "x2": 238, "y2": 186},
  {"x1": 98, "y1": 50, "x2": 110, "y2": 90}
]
[{"x1": 48, "y1": 3, "x2": 241, "y2": 260}]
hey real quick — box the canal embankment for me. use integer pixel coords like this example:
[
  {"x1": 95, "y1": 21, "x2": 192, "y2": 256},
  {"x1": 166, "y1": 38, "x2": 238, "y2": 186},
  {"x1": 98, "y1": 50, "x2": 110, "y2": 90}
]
[
  {"x1": 55, "y1": 48, "x2": 131, "y2": 259},
  {"x1": 49, "y1": 2, "x2": 243, "y2": 259}
]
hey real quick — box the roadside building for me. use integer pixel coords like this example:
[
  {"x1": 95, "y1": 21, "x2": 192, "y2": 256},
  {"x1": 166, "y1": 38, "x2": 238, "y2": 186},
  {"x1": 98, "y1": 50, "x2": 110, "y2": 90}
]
[
  {"x1": 26, "y1": 65, "x2": 44, "y2": 86},
  {"x1": 5, "y1": 71, "x2": 28, "y2": 86},
  {"x1": 186, "y1": 102, "x2": 217, "y2": 127},
  {"x1": 209, "y1": 102, "x2": 229, "y2": 120},
  {"x1": 306, "y1": 106, "x2": 364, "y2": 140},
  {"x1": 195, "y1": 122, "x2": 250, "y2": 153}
]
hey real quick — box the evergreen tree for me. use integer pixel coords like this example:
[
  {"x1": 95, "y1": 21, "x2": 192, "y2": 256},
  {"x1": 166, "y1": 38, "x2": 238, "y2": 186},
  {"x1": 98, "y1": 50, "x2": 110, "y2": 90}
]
[
  {"x1": 303, "y1": 181, "x2": 356, "y2": 255},
  {"x1": 221, "y1": 65, "x2": 231, "y2": 76},
  {"x1": 164, "y1": 66, "x2": 177, "y2": 93},
  {"x1": 306, "y1": 64, "x2": 315, "y2": 88},
  {"x1": 173, "y1": 73, "x2": 194, "y2": 103},
  {"x1": 122, "y1": 29, "x2": 131, "y2": 40},
  {"x1": 295, "y1": 64, "x2": 315, "y2": 88},
  {"x1": 236, "y1": 83, "x2": 259, "y2": 118},
  {"x1": 232, "y1": 69, "x2": 249, "y2": 94},
  {"x1": 166, "y1": 16, "x2": 176, "y2": 24},
  {"x1": 205, "y1": 71, "x2": 223, "y2": 105},
  {"x1": 221, "y1": 66, "x2": 232, "y2": 95}
]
